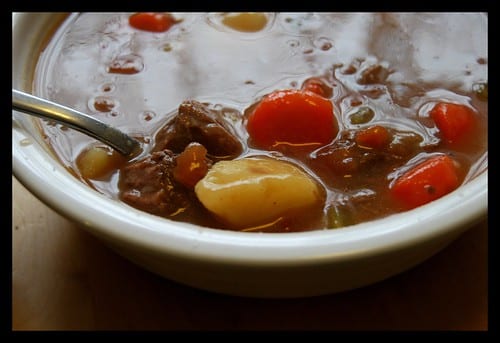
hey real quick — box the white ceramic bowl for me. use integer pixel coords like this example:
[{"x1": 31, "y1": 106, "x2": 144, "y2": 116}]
[{"x1": 12, "y1": 13, "x2": 488, "y2": 298}]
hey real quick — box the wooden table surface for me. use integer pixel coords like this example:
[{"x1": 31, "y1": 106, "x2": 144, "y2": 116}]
[{"x1": 12, "y1": 175, "x2": 488, "y2": 331}]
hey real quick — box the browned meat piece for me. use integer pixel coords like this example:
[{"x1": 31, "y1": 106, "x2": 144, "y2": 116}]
[
  {"x1": 311, "y1": 128, "x2": 424, "y2": 190},
  {"x1": 153, "y1": 100, "x2": 243, "y2": 160},
  {"x1": 118, "y1": 150, "x2": 192, "y2": 217}
]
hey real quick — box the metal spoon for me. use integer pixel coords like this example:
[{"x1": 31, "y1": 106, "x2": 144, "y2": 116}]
[{"x1": 12, "y1": 89, "x2": 141, "y2": 157}]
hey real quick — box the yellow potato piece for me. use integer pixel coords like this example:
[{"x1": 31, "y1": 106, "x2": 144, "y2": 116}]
[
  {"x1": 195, "y1": 157, "x2": 322, "y2": 228},
  {"x1": 76, "y1": 145, "x2": 126, "y2": 180},
  {"x1": 221, "y1": 13, "x2": 268, "y2": 32}
]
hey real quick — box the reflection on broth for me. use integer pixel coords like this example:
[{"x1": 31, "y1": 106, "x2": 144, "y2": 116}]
[{"x1": 33, "y1": 12, "x2": 488, "y2": 232}]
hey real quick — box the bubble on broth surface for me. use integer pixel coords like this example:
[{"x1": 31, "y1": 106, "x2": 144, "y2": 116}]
[
  {"x1": 313, "y1": 36, "x2": 334, "y2": 51},
  {"x1": 99, "y1": 82, "x2": 116, "y2": 93},
  {"x1": 90, "y1": 95, "x2": 117, "y2": 112},
  {"x1": 107, "y1": 54, "x2": 144, "y2": 74},
  {"x1": 140, "y1": 110, "x2": 156, "y2": 122}
]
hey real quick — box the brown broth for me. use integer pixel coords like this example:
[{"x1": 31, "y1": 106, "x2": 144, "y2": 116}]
[{"x1": 33, "y1": 12, "x2": 488, "y2": 232}]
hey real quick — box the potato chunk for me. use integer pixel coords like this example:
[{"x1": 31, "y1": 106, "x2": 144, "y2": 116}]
[
  {"x1": 221, "y1": 13, "x2": 268, "y2": 32},
  {"x1": 195, "y1": 157, "x2": 322, "y2": 228},
  {"x1": 76, "y1": 144, "x2": 126, "y2": 180}
]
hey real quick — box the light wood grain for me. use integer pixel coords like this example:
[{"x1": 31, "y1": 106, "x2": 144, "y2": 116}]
[{"x1": 12, "y1": 175, "x2": 488, "y2": 331}]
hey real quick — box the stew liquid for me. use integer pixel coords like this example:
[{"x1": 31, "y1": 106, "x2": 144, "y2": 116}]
[{"x1": 33, "y1": 13, "x2": 488, "y2": 232}]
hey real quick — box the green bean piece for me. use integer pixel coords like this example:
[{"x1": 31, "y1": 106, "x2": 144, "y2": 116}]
[
  {"x1": 349, "y1": 106, "x2": 375, "y2": 125},
  {"x1": 326, "y1": 204, "x2": 353, "y2": 229}
]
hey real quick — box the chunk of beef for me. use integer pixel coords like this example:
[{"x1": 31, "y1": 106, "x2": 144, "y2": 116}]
[
  {"x1": 153, "y1": 100, "x2": 243, "y2": 160},
  {"x1": 311, "y1": 128, "x2": 424, "y2": 190},
  {"x1": 118, "y1": 150, "x2": 192, "y2": 217}
]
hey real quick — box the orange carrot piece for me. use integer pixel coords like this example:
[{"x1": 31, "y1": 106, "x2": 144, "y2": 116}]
[
  {"x1": 390, "y1": 155, "x2": 460, "y2": 210},
  {"x1": 429, "y1": 102, "x2": 477, "y2": 145},
  {"x1": 355, "y1": 125, "x2": 391, "y2": 150},
  {"x1": 173, "y1": 143, "x2": 210, "y2": 189},
  {"x1": 246, "y1": 89, "x2": 337, "y2": 150},
  {"x1": 129, "y1": 12, "x2": 177, "y2": 32}
]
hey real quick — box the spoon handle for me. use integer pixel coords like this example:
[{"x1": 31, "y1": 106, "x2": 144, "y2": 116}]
[{"x1": 12, "y1": 89, "x2": 141, "y2": 157}]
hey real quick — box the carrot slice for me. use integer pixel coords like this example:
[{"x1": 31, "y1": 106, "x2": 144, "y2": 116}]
[
  {"x1": 390, "y1": 155, "x2": 460, "y2": 210},
  {"x1": 173, "y1": 143, "x2": 210, "y2": 189},
  {"x1": 129, "y1": 12, "x2": 177, "y2": 32},
  {"x1": 429, "y1": 102, "x2": 477, "y2": 145},
  {"x1": 246, "y1": 89, "x2": 337, "y2": 151},
  {"x1": 355, "y1": 125, "x2": 391, "y2": 150}
]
